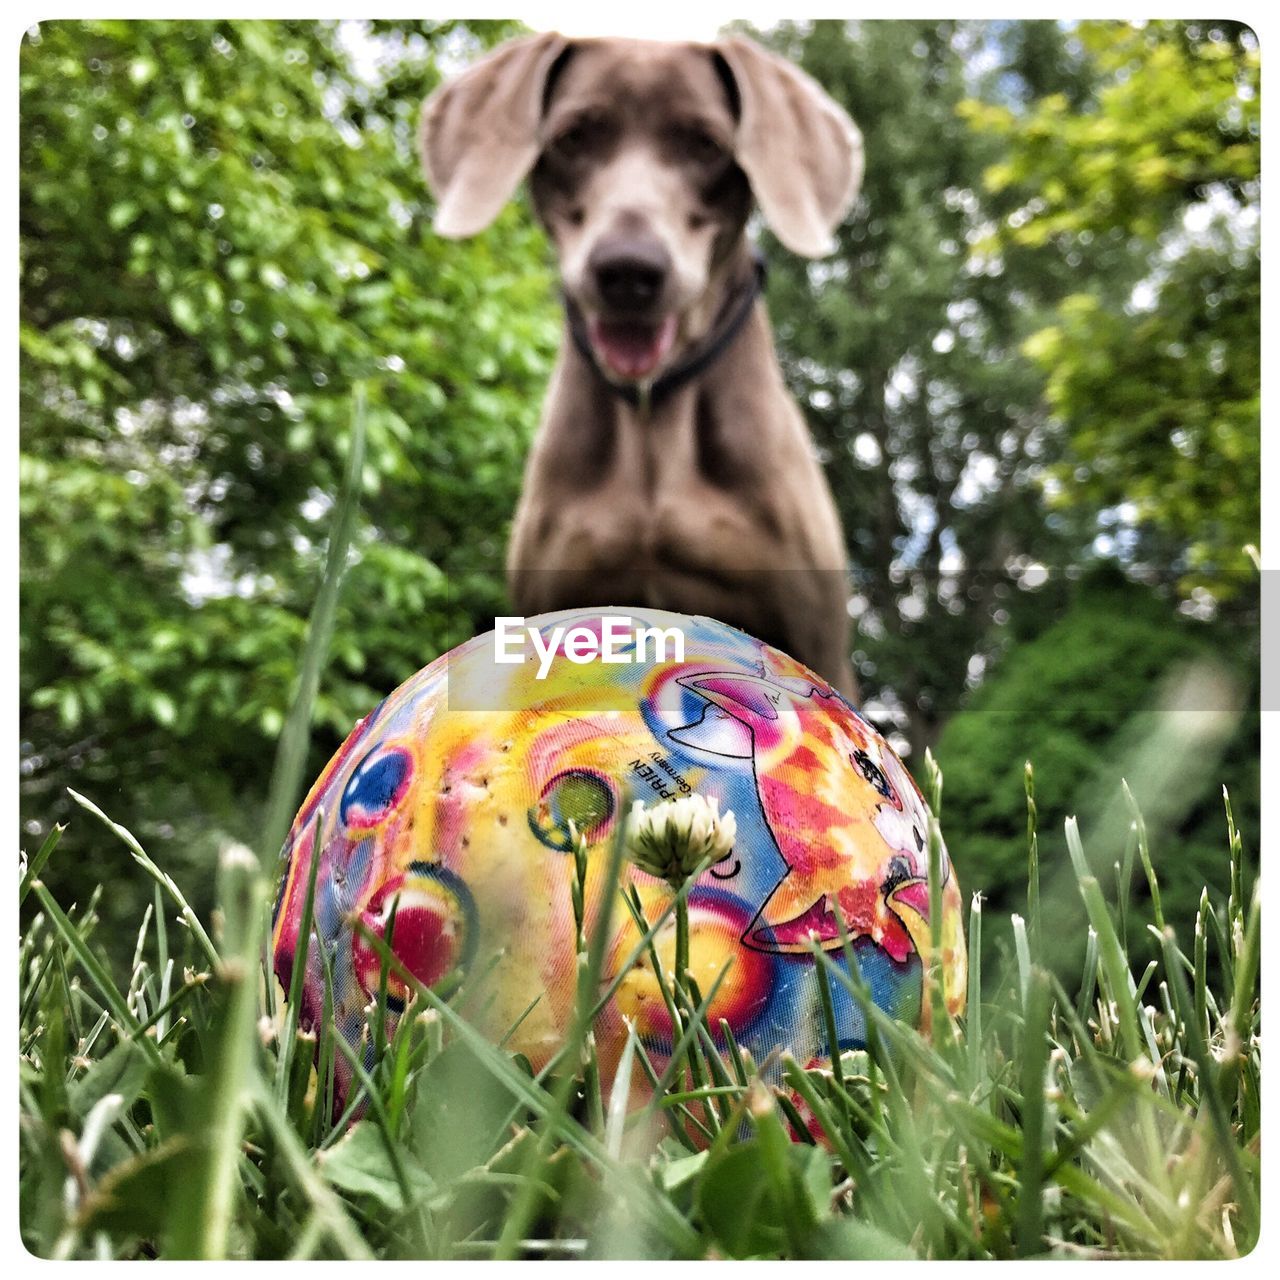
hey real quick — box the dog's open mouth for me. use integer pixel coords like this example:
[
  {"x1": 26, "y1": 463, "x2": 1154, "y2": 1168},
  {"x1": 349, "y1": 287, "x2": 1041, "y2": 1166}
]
[{"x1": 587, "y1": 314, "x2": 678, "y2": 382}]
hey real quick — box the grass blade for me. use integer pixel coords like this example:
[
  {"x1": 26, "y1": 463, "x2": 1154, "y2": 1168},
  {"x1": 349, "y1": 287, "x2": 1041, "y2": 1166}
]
[
  {"x1": 1014, "y1": 967, "x2": 1051, "y2": 1257},
  {"x1": 29, "y1": 882, "x2": 161, "y2": 1068},
  {"x1": 1122, "y1": 780, "x2": 1164, "y2": 931},
  {"x1": 604, "y1": 1022, "x2": 639, "y2": 1161},
  {"x1": 261, "y1": 384, "x2": 368, "y2": 870},
  {"x1": 965, "y1": 892, "x2": 984, "y2": 1089},
  {"x1": 249, "y1": 1077, "x2": 373, "y2": 1260},
  {"x1": 19, "y1": 822, "x2": 65, "y2": 905},
  {"x1": 1024, "y1": 761, "x2": 1041, "y2": 952},
  {"x1": 65, "y1": 789, "x2": 218, "y2": 968},
  {"x1": 275, "y1": 810, "x2": 325, "y2": 1103},
  {"x1": 170, "y1": 845, "x2": 264, "y2": 1259},
  {"x1": 1065, "y1": 818, "x2": 1142, "y2": 1065},
  {"x1": 1157, "y1": 925, "x2": 1258, "y2": 1243}
]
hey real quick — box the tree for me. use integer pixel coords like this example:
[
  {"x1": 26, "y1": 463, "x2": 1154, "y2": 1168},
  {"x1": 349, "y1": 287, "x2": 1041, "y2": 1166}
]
[
  {"x1": 737, "y1": 23, "x2": 1257, "y2": 957},
  {"x1": 962, "y1": 21, "x2": 1260, "y2": 590},
  {"x1": 751, "y1": 19, "x2": 1257, "y2": 760},
  {"x1": 935, "y1": 564, "x2": 1258, "y2": 973},
  {"x1": 747, "y1": 19, "x2": 1109, "y2": 755},
  {"x1": 20, "y1": 19, "x2": 558, "y2": 940}
]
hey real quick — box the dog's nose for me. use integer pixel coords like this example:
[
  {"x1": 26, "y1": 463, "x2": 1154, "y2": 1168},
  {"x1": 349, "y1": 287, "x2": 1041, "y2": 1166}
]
[{"x1": 588, "y1": 237, "x2": 671, "y2": 313}]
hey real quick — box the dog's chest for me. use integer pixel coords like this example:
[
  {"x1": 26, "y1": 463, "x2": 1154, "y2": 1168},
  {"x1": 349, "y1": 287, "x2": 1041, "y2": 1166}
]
[
  {"x1": 548, "y1": 404, "x2": 765, "y2": 570},
  {"x1": 619, "y1": 403, "x2": 700, "y2": 503}
]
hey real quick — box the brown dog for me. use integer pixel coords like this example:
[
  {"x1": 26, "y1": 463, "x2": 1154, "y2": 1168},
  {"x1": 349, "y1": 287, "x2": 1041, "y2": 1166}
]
[{"x1": 421, "y1": 33, "x2": 861, "y2": 695}]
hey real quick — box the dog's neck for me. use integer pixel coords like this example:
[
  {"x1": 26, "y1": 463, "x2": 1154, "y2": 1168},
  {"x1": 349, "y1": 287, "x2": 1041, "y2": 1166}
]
[{"x1": 540, "y1": 238, "x2": 801, "y2": 504}]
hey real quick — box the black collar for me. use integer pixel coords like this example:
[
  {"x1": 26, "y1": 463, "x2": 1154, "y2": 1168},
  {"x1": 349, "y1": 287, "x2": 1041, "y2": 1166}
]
[{"x1": 564, "y1": 252, "x2": 767, "y2": 410}]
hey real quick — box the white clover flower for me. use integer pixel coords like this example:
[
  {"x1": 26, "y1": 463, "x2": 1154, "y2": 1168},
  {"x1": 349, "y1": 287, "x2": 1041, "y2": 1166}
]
[{"x1": 625, "y1": 793, "x2": 737, "y2": 887}]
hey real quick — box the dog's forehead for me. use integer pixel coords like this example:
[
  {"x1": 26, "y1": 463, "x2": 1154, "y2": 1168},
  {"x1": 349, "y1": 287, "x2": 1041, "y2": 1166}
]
[{"x1": 548, "y1": 38, "x2": 731, "y2": 119}]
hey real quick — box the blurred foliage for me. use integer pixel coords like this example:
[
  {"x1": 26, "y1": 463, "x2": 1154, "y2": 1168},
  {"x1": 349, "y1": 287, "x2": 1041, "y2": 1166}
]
[
  {"x1": 20, "y1": 19, "x2": 559, "y2": 932},
  {"x1": 754, "y1": 18, "x2": 1258, "y2": 750},
  {"x1": 936, "y1": 564, "x2": 1258, "y2": 970},
  {"x1": 20, "y1": 19, "x2": 1258, "y2": 967},
  {"x1": 962, "y1": 20, "x2": 1261, "y2": 587},
  {"x1": 753, "y1": 19, "x2": 1118, "y2": 751},
  {"x1": 747, "y1": 18, "x2": 1257, "y2": 948}
]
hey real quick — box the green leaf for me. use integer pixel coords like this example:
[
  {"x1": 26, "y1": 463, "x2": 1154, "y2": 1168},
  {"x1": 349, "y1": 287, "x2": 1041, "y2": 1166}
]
[
  {"x1": 77, "y1": 1136, "x2": 195, "y2": 1241},
  {"x1": 697, "y1": 1142, "x2": 790, "y2": 1258},
  {"x1": 807, "y1": 1217, "x2": 914, "y2": 1260},
  {"x1": 68, "y1": 1039, "x2": 152, "y2": 1121},
  {"x1": 107, "y1": 201, "x2": 141, "y2": 230},
  {"x1": 169, "y1": 295, "x2": 201, "y2": 334},
  {"x1": 318, "y1": 1120, "x2": 435, "y2": 1212}
]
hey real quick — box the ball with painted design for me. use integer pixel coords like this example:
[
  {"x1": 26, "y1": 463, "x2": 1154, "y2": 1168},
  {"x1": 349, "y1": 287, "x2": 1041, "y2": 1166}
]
[{"x1": 271, "y1": 610, "x2": 967, "y2": 1115}]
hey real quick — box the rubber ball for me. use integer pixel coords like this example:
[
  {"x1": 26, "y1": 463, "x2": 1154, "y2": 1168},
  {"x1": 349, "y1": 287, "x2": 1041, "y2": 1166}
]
[{"x1": 271, "y1": 610, "x2": 966, "y2": 1113}]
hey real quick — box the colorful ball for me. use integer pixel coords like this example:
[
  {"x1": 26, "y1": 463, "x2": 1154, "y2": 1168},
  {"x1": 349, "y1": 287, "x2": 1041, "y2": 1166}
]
[{"x1": 271, "y1": 610, "x2": 966, "y2": 1114}]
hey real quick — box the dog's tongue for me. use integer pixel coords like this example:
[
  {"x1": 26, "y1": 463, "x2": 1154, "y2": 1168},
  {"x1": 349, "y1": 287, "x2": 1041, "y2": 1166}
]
[{"x1": 588, "y1": 314, "x2": 677, "y2": 382}]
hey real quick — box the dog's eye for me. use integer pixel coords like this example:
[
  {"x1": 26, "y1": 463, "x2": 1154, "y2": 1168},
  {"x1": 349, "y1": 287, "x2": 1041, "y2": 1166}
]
[
  {"x1": 555, "y1": 126, "x2": 588, "y2": 155},
  {"x1": 550, "y1": 118, "x2": 604, "y2": 160},
  {"x1": 676, "y1": 126, "x2": 725, "y2": 164}
]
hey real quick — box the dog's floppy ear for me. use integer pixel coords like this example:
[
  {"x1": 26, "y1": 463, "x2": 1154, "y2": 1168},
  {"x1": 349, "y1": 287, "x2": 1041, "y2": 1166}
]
[
  {"x1": 712, "y1": 36, "x2": 863, "y2": 258},
  {"x1": 420, "y1": 32, "x2": 570, "y2": 238}
]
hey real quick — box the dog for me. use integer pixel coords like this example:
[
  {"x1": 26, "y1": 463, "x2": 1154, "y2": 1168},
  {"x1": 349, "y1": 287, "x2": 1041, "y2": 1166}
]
[{"x1": 420, "y1": 32, "x2": 862, "y2": 696}]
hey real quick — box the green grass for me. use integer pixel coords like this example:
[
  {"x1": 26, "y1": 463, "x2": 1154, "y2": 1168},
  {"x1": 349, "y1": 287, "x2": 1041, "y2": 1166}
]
[
  {"x1": 16, "y1": 391, "x2": 1260, "y2": 1259},
  {"x1": 17, "y1": 760, "x2": 1261, "y2": 1259}
]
